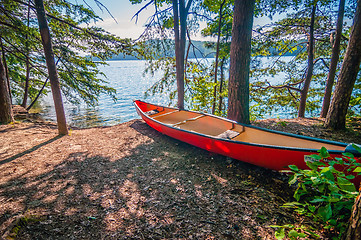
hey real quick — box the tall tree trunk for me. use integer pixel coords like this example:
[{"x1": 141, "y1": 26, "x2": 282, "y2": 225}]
[
  {"x1": 325, "y1": 0, "x2": 361, "y2": 130},
  {"x1": 343, "y1": 189, "x2": 361, "y2": 240},
  {"x1": 227, "y1": 0, "x2": 255, "y2": 124},
  {"x1": 298, "y1": 3, "x2": 316, "y2": 118},
  {"x1": 173, "y1": 0, "x2": 192, "y2": 110},
  {"x1": 320, "y1": 0, "x2": 346, "y2": 118},
  {"x1": 22, "y1": 58, "x2": 30, "y2": 108},
  {"x1": 22, "y1": 1, "x2": 31, "y2": 108},
  {"x1": 0, "y1": 49, "x2": 14, "y2": 124},
  {"x1": 34, "y1": 0, "x2": 68, "y2": 135},
  {"x1": 173, "y1": 0, "x2": 182, "y2": 109},
  {"x1": 218, "y1": 57, "x2": 226, "y2": 114},
  {"x1": 212, "y1": 0, "x2": 226, "y2": 115},
  {"x1": 0, "y1": 38, "x2": 11, "y2": 104}
]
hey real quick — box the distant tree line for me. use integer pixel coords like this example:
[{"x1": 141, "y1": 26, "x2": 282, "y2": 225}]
[{"x1": 99, "y1": 40, "x2": 218, "y2": 61}]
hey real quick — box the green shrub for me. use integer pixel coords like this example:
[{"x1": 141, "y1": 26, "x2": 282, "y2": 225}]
[{"x1": 271, "y1": 145, "x2": 361, "y2": 239}]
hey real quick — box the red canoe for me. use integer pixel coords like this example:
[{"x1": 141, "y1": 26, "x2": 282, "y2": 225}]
[{"x1": 134, "y1": 100, "x2": 358, "y2": 172}]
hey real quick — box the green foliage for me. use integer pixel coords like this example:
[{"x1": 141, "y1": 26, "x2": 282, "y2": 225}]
[
  {"x1": 270, "y1": 224, "x2": 320, "y2": 239},
  {"x1": 137, "y1": 0, "x2": 360, "y2": 120},
  {"x1": 276, "y1": 146, "x2": 361, "y2": 238},
  {"x1": 144, "y1": 56, "x2": 177, "y2": 103},
  {"x1": 144, "y1": 55, "x2": 229, "y2": 115},
  {"x1": 7, "y1": 215, "x2": 45, "y2": 239},
  {"x1": 186, "y1": 60, "x2": 228, "y2": 115},
  {"x1": 250, "y1": 0, "x2": 356, "y2": 118},
  {"x1": 139, "y1": 0, "x2": 231, "y2": 115},
  {"x1": 1, "y1": 0, "x2": 135, "y2": 107},
  {"x1": 277, "y1": 121, "x2": 287, "y2": 127}
]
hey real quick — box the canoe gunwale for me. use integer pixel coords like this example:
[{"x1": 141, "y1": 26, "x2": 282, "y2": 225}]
[{"x1": 133, "y1": 100, "x2": 347, "y2": 154}]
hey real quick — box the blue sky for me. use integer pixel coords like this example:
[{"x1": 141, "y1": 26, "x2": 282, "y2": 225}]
[
  {"x1": 82, "y1": 0, "x2": 153, "y2": 39},
  {"x1": 85, "y1": 0, "x2": 272, "y2": 40}
]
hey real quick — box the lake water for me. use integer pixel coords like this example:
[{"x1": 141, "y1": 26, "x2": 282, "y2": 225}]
[
  {"x1": 41, "y1": 60, "x2": 166, "y2": 128},
  {"x1": 40, "y1": 57, "x2": 295, "y2": 128}
]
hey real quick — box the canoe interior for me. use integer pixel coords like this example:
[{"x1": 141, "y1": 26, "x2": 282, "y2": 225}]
[{"x1": 137, "y1": 101, "x2": 345, "y2": 151}]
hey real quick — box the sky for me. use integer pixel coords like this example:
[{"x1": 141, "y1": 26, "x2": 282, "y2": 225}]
[
  {"x1": 84, "y1": 0, "x2": 273, "y2": 40},
  {"x1": 83, "y1": 0, "x2": 159, "y2": 39}
]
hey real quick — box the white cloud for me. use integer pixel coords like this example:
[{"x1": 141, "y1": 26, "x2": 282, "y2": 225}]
[{"x1": 83, "y1": 17, "x2": 145, "y2": 39}]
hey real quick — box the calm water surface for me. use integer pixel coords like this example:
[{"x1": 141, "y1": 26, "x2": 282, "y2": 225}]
[
  {"x1": 40, "y1": 57, "x2": 296, "y2": 128},
  {"x1": 41, "y1": 60, "x2": 166, "y2": 128}
]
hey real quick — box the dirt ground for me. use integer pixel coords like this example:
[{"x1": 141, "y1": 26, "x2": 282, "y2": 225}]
[{"x1": 0, "y1": 117, "x2": 360, "y2": 239}]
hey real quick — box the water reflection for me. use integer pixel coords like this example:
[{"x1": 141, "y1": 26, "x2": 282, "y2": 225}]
[
  {"x1": 38, "y1": 57, "x2": 298, "y2": 128},
  {"x1": 70, "y1": 108, "x2": 111, "y2": 128},
  {"x1": 39, "y1": 60, "x2": 167, "y2": 128}
]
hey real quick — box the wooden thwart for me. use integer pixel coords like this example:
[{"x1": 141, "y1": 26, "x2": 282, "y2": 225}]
[
  {"x1": 152, "y1": 110, "x2": 179, "y2": 119},
  {"x1": 172, "y1": 115, "x2": 206, "y2": 127}
]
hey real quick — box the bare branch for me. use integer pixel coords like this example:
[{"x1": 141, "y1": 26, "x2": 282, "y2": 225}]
[
  {"x1": 2, "y1": 43, "x2": 48, "y2": 77},
  {"x1": 131, "y1": 0, "x2": 155, "y2": 24},
  {"x1": 0, "y1": 20, "x2": 19, "y2": 30},
  {"x1": 265, "y1": 42, "x2": 306, "y2": 70},
  {"x1": 188, "y1": 12, "x2": 213, "y2": 21},
  {"x1": 0, "y1": 5, "x2": 23, "y2": 28},
  {"x1": 287, "y1": 87, "x2": 298, "y2": 100},
  {"x1": 184, "y1": 28, "x2": 192, "y2": 94},
  {"x1": 93, "y1": 0, "x2": 118, "y2": 23},
  {"x1": 81, "y1": 0, "x2": 95, "y2": 13},
  {"x1": 254, "y1": 80, "x2": 302, "y2": 92},
  {"x1": 1, "y1": 37, "x2": 41, "y2": 69},
  {"x1": 314, "y1": 57, "x2": 329, "y2": 69}
]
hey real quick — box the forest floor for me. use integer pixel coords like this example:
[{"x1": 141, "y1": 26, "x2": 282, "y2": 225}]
[{"x1": 0, "y1": 116, "x2": 360, "y2": 240}]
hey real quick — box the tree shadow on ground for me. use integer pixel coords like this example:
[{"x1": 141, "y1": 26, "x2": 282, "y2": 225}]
[
  {"x1": 0, "y1": 122, "x2": 57, "y2": 134},
  {"x1": 0, "y1": 135, "x2": 63, "y2": 165},
  {"x1": 1, "y1": 120, "x2": 310, "y2": 239}
]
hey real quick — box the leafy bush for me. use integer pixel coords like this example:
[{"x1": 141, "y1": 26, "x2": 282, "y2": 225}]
[{"x1": 271, "y1": 145, "x2": 361, "y2": 239}]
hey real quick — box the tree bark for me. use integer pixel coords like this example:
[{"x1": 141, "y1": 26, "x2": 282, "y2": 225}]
[
  {"x1": 227, "y1": 0, "x2": 255, "y2": 124},
  {"x1": 320, "y1": 0, "x2": 345, "y2": 118},
  {"x1": 34, "y1": 0, "x2": 68, "y2": 135},
  {"x1": 173, "y1": 0, "x2": 191, "y2": 110},
  {"x1": 218, "y1": 57, "x2": 226, "y2": 114},
  {"x1": 343, "y1": 189, "x2": 361, "y2": 240},
  {"x1": 22, "y1": 1, "x2": 31, "y2": 108},
  {"x1": 212, "y1": 0, "x2": 226, "y2": 115},
  {"x1": 325, "y1": 0, "x2": 361, "y2": 130},
  {"x1": 0, "y1": 49, "x2": 14, "y2": 124},
  {"x1": 22, "y1": 57, "x2": 30, "y2": 108},
  {"x1": 298, "y1": 3, "x2": 316, "y2": 118},
  {"x1": 0, "y1": 38, "x2": 11, "y2": 104}
]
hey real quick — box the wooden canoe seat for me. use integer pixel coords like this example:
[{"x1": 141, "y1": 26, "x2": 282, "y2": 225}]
[
  {"x1": 217, "y1": 130, "x2": 241, "y2": 139},
  {"x1": 217, "y1": 125, "x2": 245, "y2": 140},
  {"x1": 172, "y1": 115, "x2": 206, "y2": 127}
]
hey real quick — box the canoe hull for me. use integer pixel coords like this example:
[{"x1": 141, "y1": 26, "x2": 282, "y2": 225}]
[
  {"x1": 145, "y1": 119, "x2": 312, "y2": 170},
  {"x1": 134, "y1": 100, "x2": 347, "y2": 171}
]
